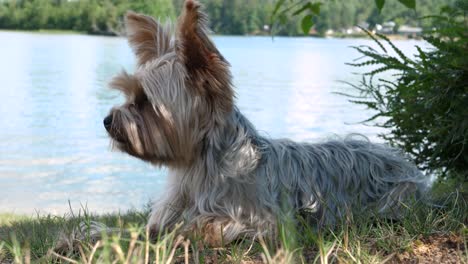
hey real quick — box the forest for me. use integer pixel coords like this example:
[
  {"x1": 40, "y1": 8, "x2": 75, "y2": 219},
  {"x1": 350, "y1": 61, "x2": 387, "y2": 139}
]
[{"x1": 0, "y1": 0, "x2": 455, "y2": 36}]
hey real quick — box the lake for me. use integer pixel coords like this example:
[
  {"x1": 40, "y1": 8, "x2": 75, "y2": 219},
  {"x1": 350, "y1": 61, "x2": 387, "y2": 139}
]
[{"x1": 0, "y1": 31, "x2": 425, "y2": 215}]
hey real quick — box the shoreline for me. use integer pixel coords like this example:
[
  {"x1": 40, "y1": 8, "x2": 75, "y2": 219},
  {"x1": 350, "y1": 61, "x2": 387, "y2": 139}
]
[{"x1": 0, "y1": 28, "x2": 422, "y2": 40}]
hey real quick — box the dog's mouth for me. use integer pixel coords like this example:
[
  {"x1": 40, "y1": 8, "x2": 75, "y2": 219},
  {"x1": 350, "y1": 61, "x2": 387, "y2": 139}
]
[
  {"x1": 111, "y1": 134, "x2": 127, "y2": 144},
  {"x1": 107, "y1": 129, "x2": 127, "y2": 144}
]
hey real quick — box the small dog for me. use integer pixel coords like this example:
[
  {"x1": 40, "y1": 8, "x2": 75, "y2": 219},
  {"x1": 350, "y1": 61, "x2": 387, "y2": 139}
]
[{"x1": 104, "y1": 0, "x2": 427, "y2": 246}]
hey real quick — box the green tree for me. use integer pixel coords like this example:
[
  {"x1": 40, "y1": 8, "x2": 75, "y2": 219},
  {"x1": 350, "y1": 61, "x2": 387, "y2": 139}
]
[
  {"x1": 0, "y1": 0, "x2": 458, "y2": 35},
  {"x1": 22, "y1": 0, "x2": 51, "y2": 29},
  {"x1": 129, "y1": 0, "x2": 175, "y2": 22}
]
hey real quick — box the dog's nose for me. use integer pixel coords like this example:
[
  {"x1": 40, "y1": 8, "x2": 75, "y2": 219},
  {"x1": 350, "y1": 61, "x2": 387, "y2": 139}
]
[{"x1": 103, "y1": 115, "x2": 113, "y2": 131}]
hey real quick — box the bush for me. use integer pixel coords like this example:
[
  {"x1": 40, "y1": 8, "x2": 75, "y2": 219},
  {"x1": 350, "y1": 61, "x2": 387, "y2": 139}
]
[{"x1": 347, "y1": 1, "x2": 467, "y2": 182}]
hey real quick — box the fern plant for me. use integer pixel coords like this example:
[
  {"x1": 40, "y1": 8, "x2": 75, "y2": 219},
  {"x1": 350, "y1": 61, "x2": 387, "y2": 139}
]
[{"x1": 347, "y1": 1, "x2": 467, "y2": 182}]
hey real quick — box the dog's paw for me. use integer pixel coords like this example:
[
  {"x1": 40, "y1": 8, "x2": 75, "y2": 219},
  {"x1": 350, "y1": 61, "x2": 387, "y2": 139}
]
[
  {"x1": 200, "y1": 221, "x2": 226, "y2": 247},
  {"x1": 197, "y1": 220, "x2": 251, "y2": 247}
]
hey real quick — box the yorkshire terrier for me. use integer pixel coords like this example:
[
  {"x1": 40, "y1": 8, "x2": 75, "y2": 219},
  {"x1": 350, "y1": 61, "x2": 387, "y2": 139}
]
[{"x1": 104, "y1": 0, "x2": 427, "y2": 246}]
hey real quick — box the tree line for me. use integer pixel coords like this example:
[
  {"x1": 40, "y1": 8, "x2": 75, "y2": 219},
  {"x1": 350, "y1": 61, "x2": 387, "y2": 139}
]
[{"x1": 0, "y1": 0, "x2": 454, "y2": 35}]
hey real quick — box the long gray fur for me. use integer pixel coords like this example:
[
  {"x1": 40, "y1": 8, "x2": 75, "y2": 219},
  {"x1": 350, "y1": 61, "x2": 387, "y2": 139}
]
[{"x1": 148, "y1": 108, "x2": 427, "y2": 242}]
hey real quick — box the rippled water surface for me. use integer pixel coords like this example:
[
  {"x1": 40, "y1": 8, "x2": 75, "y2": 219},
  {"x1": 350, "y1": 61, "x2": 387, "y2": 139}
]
[{"x1": 0, "y1": 31, "x2": 424, "y2": 214}]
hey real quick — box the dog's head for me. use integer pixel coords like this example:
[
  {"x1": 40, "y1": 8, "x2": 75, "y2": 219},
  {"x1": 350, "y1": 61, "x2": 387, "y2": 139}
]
[{"x1": 104, "y1": 0, "x2": 234, "y2": 166}]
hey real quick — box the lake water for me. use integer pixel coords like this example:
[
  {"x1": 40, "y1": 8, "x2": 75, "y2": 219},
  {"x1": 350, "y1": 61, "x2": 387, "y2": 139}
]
[{"x1": 0, "y1": 31, "x2": 425, "y2": 215}]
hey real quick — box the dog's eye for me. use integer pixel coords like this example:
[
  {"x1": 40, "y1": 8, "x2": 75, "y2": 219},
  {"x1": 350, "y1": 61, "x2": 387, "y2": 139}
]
[{"x1": 134, "y1": 93, "x2": 148, "y2": 108}]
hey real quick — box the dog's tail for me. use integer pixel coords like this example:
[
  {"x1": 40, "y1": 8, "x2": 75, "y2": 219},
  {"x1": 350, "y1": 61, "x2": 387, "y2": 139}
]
[{"x1": 377, "y1": 169, "x2": 430, "y2": 218}]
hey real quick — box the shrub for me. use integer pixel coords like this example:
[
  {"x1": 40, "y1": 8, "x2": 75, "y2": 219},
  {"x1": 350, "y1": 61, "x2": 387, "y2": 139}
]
[{"x1": 347, "y1": 1, "x2": 467, "y2": 182}]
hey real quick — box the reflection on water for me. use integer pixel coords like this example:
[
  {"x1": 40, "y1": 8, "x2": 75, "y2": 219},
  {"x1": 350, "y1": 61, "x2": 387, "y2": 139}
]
[{"x1": 0, "y1": 31, "x2": 424, "y2": 214}]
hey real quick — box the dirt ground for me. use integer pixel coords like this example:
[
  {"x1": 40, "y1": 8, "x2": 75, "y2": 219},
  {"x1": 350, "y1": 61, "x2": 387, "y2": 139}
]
[
  {"x1": 390, "y1": 234, "x2": 466, "y2": 264},
  {"x1": 173, "y1": 234, "x2": 466, "y2": 263}
]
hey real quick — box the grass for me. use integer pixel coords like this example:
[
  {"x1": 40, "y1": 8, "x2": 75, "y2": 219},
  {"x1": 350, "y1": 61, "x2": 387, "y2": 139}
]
[
  {"x1": 0, "y1": 214, "x2": 30, "y2": 227},
  {"x1": 0, "y1": 183, "x2": 466, "y2": 264}
]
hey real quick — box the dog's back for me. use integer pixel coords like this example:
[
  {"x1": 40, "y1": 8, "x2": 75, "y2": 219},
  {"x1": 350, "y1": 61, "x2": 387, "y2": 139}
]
[{"x1": 252, "y1": 131, "x2": 427, "y2": 225}]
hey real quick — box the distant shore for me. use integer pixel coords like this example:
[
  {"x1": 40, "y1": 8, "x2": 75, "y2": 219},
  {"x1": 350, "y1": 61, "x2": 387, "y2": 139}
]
[
  {"x1": 0, "y1": 28, "x2": 422, "y2": 41},
  {"x1": 0, "y1": 28, "x2": 118, "y2": 36}
]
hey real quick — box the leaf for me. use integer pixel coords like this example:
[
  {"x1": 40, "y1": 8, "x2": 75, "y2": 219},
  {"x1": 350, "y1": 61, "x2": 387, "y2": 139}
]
[
  {"x1": 309, "y1": 3, "x2": 322, "y2": 15},
  {"x1": 375, "y1": 0, "x2": 385, "y2": 12},
  {"x1": 292, "y1": 2, "x2": 322, "y2": 16},
  {"x1": 272, "y1": 0, "x2": 286, "y2": 16},
  {"x1": 397, "y1": 0, "x2": 416, "y2": 9},
  {"x1": 292, "y1": 3, "x2": 311, "y2": 16},
  {"x1": 301, "y1": 14, "x2": 314, "y2": 35}
]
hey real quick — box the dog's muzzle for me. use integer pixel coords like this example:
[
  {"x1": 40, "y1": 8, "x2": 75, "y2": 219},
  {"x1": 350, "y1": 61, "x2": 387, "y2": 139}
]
[{"x1": 104, "y1": 114, "x2": 127, "y2": 143}]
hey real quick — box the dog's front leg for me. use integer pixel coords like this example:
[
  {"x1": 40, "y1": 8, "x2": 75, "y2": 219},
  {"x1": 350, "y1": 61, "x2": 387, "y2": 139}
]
[{"x1": 147, "y1": 193, "x2": 187, "y2": 239}]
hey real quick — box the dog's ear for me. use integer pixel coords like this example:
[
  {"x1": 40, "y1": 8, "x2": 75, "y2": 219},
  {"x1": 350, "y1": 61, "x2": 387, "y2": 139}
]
[
  {"x1": 125, "y1": 11, "x2": 171, "y2": 66},
  {"x1": 177, "y1": 0, "x2": 234, "y2": 115}
]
